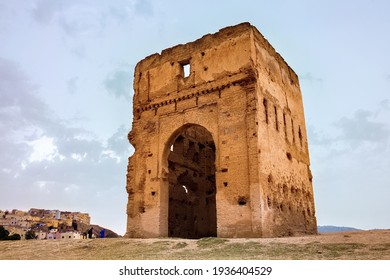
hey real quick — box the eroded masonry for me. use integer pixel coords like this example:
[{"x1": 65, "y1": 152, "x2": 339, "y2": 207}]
[{"x1": 125, "y1": 23, "x2": 317, "y2": 238}]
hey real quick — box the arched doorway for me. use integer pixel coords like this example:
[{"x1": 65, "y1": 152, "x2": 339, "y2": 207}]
[{"x1": 167, "y1": 125, "x2": 217, "y2": 238}]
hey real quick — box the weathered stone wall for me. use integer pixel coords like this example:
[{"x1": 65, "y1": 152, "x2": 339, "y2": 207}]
[
  {"x1": 126, "y1": 22, "x2": 317, "y2": 238},
  {"x1": 250, "y1": 30, "x2": 317, "y2": 237}
]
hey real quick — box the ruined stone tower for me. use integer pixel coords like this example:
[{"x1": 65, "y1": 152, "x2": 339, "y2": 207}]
[{"x1": 126, "y1": 22, "x2": 317, "y2": 238}]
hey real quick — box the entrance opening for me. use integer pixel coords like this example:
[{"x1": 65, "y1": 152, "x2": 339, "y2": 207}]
[{"x1": 168, "y1": 125, "x2": 217, "y2": 238}]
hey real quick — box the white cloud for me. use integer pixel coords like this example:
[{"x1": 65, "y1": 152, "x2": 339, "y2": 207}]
[
  {"x1": 101, "y1": 150, "x2": 121, "y2": 163},
  {"x1": 27, "y1": 136, "x2": 63, "y2": 163},
  {"x1": 71, "y1": 152, "x2": 87, "y2": 162}
]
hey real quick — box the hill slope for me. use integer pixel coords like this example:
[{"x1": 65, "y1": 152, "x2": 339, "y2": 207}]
[
  {"x1": 1, "y1": 229, "x2": 390, "y2": 260},
  {"x1": 90, "y1": 224, "x2": 120, "y2": 238}
]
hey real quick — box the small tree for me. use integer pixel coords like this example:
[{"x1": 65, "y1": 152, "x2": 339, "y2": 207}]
[
  {"x1": 7, "y1": 233, "x2": 21, "y2": 240},
  {"x1": 1, "y1": 226, "x2": 22, "y2": 241},
  {"x1": 25, "y1": 230, "x2": 36, "y2": 240},
  {"x1": 0, "y1": 226, "x2": 9, "y2": 240}
]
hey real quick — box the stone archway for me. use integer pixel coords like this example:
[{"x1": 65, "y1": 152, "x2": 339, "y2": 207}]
[{"x1": 167, "y1": 125, "x2": 217, "y2": 238}]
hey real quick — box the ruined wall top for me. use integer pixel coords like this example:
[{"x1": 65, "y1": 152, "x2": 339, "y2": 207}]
[{"x1": 132, "y1": 22, "x2": 299, "y2": 112}]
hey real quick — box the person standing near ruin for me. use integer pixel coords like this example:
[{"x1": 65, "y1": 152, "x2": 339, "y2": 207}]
[{"x1": 88, "y1": 227, "x2": 93, "y2": 239}]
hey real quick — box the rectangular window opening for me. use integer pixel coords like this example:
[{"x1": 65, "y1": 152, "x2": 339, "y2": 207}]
[
  {"x1": 180, "y1": 61, "x2": 191, "y2": 78},
  {"x1": 274, "y1": 106, "x2": 279, "y2": 131},
  {"x1": 291, "y1": 118, "x2": 295, "y2": 144},
  {"x1": 263, "y1": 99, "x2": 268, "y2": 124},
  {"x1": 283, "y1": 113, "x2": 287, "y2": 139},
  {"x1": 298, "y1": 126, "x2": 303, "y2": 147}
]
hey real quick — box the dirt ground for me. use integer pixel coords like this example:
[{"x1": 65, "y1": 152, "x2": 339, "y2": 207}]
[{"x1": 1, "y1": 229, "x2": 390, "y2": 260}]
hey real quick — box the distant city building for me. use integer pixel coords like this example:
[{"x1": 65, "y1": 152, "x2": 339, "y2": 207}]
[
  {"x1": 60, "y1": 231, "x2": 81, "y2": 240},
  {"x1": 0, "y1": 208, "x2": 91, "y2": 240},
  {"x1": 47, "y1": 230, "x2": 61, "y2": 240},
  {"x1": 36, "y1": 231, "x2": 47, "y2": 240}
]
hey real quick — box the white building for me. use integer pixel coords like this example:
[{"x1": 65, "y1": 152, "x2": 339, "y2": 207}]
[
  {"x1": 55, "y1": 210, "x2": 61, "y2": 220},
  {"x1": 47, "y1": 230, "x2": 61, "y2": 240},
  {"x1": 36, "y1": 231, "x2": 47, "y2": 240},
  {"x1": 60, "y1": 231, "x2": 81, "y2": 240}
]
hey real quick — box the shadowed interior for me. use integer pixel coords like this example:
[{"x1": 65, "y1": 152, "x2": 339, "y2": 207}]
[{"x1": 168, "y1": 125, "x2": 216, "y2": 238}]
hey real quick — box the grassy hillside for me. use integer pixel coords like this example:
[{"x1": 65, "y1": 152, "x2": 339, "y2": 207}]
[{"x1": 1, "y1": 230, "x2": 390, "y2": 260}]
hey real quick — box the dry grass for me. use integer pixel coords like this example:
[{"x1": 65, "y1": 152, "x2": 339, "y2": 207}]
[{"x1": 1, "y1": 230, "x2": 390, "y2": 260}]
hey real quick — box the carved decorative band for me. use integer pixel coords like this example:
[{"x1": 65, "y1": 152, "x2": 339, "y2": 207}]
[{"x1": 135, "y1": 75, "x2": 255, "y2": 113}]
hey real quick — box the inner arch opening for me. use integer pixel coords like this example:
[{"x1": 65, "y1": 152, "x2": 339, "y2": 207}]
[{"x1": 167, "y1": 125, "x2": 217, "y2": 238}]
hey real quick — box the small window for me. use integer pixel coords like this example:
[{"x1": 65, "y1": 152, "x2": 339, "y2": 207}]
[
  {"x1": 283, "y1": 112, "x2": 288, "y2": 140},
  {"x1": 291, "y1": 119, "x2": 295, "y2": 144},
  {"x1": 298, "y1": 126, "x2": 303, "y2": 147},
  {"x1": 180, "y1": 61, "x2": 191, "y2": 78},
  {"x1": 183, "y1": 64, "x2": 190, "y2": 78},
  {"x1": 274, "y1": 106, "x2": 279, "y2": 131},
  {"x1": 263, "y1": 99, "x2": 268, "y2": 124}
]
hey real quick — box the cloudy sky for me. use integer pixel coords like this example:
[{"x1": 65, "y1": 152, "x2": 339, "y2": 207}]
[{"x1": 1, "y1": 0, "x2": 389, "y2": 235}]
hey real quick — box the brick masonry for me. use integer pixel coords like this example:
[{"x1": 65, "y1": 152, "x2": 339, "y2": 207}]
[{"x1": 125, "y1": 22, "x2": 317, "y2": 238}]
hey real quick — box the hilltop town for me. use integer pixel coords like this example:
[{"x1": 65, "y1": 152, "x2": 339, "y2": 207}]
[{"x1": 0, "y1": 208, "x2": 92, "y2": 240}]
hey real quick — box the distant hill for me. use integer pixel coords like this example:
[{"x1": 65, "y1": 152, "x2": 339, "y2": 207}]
[
  {"x1": 90, "y1": 224, "x2": 120, "y2": 238},
  {"x1": 318, "y1": 225, "x2": 362, "y2": 233}
]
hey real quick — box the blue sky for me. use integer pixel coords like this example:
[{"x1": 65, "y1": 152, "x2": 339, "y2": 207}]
[{"x1": 1, "y1": 0, "x2": 389, "y2": 235}]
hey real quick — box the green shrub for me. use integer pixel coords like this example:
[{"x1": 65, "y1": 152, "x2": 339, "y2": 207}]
[
  {"x1": 7, "y1": 233, "x2": 21, "y2": 240},
  {"x1": 0, "y1": 226, "x2": 22, "y2": 240},
  {"x1": 0, "y1": 226, "x2": 10, "y2": 240},
  {"x1": 26, "y1": 230, "x2": 36, "y2": 240}
]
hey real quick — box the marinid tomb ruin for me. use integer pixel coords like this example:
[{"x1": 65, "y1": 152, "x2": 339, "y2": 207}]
[{"x1": 125, "y1": 22, "x2": 317, "y2": 238}]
